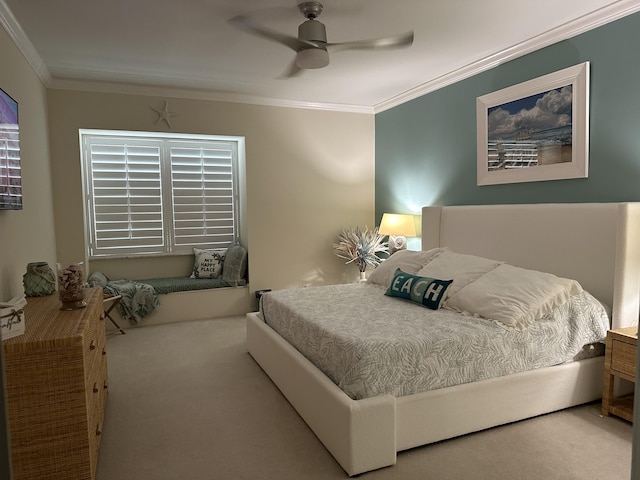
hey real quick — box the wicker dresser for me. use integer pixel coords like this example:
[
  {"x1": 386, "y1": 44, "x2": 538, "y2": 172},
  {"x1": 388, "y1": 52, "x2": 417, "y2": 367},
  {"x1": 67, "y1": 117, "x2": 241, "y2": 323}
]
[{"x1": 3, "y1": 287, "x2": 108, "y2": 480}]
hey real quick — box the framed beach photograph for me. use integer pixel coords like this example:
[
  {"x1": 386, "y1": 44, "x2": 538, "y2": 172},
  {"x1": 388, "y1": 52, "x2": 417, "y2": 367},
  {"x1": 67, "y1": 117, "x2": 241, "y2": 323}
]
[{"x1": 476, "y1": 62, "x2": 589, "y2": 186}]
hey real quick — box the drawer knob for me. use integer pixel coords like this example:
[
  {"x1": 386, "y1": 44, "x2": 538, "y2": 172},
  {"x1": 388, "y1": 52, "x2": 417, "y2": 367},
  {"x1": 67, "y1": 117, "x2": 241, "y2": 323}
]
[
  {"x1": 102, "y1": 347, "x2": 107, "y2": 356},
  {"x1": 89, "y1": 340, "x2": 96, "y2": 350},
  {"x1": 103, "y1": 380, "x2": 108, "y2": 390},
  {"x1": 93, "y1": 383, "x2": 99, "y2": 393},
  {"x1": 100, "y1": 313, "x2": 105, "y2": 322},
  {"x1": 96, "y1": 424, "x2": 102, "y2": 436}
]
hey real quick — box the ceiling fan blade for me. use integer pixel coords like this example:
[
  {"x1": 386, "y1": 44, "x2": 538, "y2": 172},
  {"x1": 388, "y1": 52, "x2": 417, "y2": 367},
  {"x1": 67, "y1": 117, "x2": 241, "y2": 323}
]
[
  {"x1": 326, "y1": 31, "x2": 414, "y2": 52},
  {"x1": 229, "y1": 15, "x2": 315, "y2": 52},
  {"x1": 278, "y1": 58, "x2": 304, "y2": 79}
]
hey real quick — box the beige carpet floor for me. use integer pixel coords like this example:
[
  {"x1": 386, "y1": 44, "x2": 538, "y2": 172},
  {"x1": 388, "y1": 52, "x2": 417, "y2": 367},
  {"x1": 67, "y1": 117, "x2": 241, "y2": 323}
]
[{"x1": 96, "y1": 316, "x2": 633, "y2": 480}]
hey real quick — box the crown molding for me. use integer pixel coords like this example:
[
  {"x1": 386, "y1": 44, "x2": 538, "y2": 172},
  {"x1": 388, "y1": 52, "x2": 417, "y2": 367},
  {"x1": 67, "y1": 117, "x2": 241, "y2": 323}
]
[
  {"x1": 47, "y1": 76, "x2": 375, "y2": 114},
  {"x1": 0, "y1": 0, "x2": 50, "y2": 85},
  {"x1": 374, "y1": 0, "x2": 640, "y2": 113}
]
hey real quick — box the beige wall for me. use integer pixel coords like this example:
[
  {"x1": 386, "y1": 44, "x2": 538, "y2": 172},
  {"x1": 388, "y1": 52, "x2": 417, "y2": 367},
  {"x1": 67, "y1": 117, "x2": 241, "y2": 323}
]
[
  {"x1": 47, "y1": 90, "x2": 375, "y2": 295},
  {"x1": 0, "y1": 27, "x2": 55, "y2": 301}
]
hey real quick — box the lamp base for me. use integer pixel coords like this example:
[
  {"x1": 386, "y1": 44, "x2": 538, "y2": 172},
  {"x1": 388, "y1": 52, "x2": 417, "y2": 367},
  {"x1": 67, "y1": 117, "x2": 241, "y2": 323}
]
[{"x1": 388, "y1": 235, "x2": 407, "y2": 255}]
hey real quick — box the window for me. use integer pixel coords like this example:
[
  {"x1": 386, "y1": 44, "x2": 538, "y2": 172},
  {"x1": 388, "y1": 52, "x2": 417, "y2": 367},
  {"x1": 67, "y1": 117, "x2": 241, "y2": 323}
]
[{"x1": 80, "y1": 130, "x2": 244, "y2": 259}]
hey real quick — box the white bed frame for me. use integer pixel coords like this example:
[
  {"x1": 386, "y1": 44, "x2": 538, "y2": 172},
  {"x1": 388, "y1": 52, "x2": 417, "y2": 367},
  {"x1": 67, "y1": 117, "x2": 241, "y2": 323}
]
[{"x1": 246, "y1": 203, "x2": 640, "y2": 476}]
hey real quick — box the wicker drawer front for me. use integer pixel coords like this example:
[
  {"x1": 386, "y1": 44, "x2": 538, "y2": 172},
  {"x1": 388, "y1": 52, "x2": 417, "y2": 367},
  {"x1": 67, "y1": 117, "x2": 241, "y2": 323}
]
[
  {"x1": 83, "y1": 311, "x2": 103, "y2": 376},
  {"x1": 87, "y1": 354, "x2": 107, "y2": 424},
  {"x1": 85, "y1": 303, "x2": 108, "y2": 479},
  {"x1": 611, "y1": 339, "x2": 636, "y2": 378},
  {"x1": 87, "y1": 352, "x2": 108, "y2": 479},
  {"x1": 5, "y1": 342, "x2": 91, "y2": 480}
]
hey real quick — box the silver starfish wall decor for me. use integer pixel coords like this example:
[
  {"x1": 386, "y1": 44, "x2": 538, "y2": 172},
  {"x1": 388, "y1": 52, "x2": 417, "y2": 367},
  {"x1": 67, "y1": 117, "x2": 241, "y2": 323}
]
[{"x1": 150, "y1": 101, "x2": 177, "y2": 128}]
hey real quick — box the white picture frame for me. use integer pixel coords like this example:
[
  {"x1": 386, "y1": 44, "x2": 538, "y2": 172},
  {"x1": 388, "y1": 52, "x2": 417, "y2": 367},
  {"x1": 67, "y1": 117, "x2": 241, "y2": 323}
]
[{"x1": 476, "y1": 62, "x2": 589, "y2": 186}]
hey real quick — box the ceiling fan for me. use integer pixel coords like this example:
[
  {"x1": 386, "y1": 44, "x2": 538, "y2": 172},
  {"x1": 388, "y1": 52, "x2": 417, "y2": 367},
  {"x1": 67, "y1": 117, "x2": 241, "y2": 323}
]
[{"x1": 229, "y1": 1, "x2": 414, "y2": 78}]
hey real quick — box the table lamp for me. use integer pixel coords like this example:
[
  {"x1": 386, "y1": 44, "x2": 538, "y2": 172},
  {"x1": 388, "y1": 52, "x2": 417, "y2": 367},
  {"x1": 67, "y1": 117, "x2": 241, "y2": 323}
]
[{"x1": 378, "y1": 213, "x2": 417, "y2": 254}]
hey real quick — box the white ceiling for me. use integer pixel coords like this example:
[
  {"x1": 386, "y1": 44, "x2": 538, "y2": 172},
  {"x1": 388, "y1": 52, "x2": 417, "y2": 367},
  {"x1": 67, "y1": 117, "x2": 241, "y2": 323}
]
[{"x1": 2, "y1": 0, "x2": 639, "y2": 113}]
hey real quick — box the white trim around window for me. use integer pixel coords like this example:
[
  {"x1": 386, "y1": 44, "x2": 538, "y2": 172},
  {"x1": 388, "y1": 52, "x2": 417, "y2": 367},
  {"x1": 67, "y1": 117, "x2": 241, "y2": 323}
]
[{"x1": 80, "y1": 129, "x2": 245, "y2": 259}]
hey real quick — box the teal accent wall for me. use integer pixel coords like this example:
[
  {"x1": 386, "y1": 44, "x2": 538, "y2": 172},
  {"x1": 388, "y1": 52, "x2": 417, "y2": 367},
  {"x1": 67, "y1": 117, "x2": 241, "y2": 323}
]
[{"x1": 375, "y1": 12, "x2": 640, "y2": 219}]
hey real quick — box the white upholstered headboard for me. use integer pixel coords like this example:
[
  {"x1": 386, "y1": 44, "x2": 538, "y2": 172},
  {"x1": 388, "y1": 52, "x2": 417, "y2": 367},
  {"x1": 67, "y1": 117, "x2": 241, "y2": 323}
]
[{"x1": 422, "y1": 203, "x2": 640, "y2": 329}]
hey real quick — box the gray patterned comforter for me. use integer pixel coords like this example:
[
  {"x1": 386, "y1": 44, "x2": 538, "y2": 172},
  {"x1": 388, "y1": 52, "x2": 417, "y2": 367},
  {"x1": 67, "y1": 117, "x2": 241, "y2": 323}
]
[{"x1": 260, "y1": 283, "x2": 610, "y2": 400}]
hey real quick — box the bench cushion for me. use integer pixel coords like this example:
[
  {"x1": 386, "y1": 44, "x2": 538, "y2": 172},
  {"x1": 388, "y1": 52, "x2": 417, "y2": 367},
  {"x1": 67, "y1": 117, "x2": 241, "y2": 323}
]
[{"x1": 136, "y1": 276, "x2": 246, "y2": 295}]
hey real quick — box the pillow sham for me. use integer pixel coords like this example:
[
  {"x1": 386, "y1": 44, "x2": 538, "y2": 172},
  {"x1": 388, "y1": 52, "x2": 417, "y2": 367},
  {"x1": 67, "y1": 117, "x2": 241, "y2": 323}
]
[
  {"x1": 367, "y1": 248, "x2": 445, "y2": 287},
  {"x1": 445, "y1": 263, "x2": 583, "y2": 329},
  {"x1": 416, "y1": 250, "x2": 502, "y2": 297},
  {"x1": 385, "y1": 268, "x2": 452, "y2": 310},
  {"x1": 222, "y1": 244, "x2": 248, "y2": 284},
  {"x1": 190, "y1": 248, "x2": 227, "y2": 279}
]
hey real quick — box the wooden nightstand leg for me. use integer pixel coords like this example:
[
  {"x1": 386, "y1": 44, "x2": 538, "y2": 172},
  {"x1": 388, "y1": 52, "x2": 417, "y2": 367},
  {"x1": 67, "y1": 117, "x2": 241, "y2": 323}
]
[
  {"x1": 602, "y1": 337, "x2": 615, "y2": 416},
  {"x1": 601, "y1": 372, "x2": 614, "y2": 416}
]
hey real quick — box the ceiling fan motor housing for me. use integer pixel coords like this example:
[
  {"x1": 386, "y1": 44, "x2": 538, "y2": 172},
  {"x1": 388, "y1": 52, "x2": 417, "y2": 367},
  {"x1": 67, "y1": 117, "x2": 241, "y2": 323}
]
[{"x1": 298, "y1": 19, "x2": 327, "y2": 44}]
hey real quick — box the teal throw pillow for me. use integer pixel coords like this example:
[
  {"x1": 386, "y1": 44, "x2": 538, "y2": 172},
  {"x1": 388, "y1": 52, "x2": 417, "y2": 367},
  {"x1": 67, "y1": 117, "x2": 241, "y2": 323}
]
[{"x1": 385, "y1": 268, "x2": 452, "y2": 310}]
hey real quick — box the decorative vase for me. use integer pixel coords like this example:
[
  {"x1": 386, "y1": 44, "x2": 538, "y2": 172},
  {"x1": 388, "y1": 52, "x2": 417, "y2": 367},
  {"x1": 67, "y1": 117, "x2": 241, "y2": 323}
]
[
  {"x1": 56, "y1": 262, "x2": 86, "y2": 310},
  {"x1": 23, "y1": 262, "x2": 56, "y2": 297},
  {"x1": 359, "y1": 271, "x2": 367, "y2": 283}
]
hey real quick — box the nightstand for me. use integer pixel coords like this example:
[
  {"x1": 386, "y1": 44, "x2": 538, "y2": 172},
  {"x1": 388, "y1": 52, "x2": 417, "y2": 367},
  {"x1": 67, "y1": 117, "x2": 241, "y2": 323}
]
[{"x1": 601, "y1": 326, "x2": 637, "y2": 422}]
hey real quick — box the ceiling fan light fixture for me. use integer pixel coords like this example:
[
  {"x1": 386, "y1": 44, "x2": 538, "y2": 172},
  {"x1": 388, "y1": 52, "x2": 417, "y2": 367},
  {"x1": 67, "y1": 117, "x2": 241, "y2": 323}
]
[{"x1": 296, "y1": 48, "x2": 329, "y2": 69}]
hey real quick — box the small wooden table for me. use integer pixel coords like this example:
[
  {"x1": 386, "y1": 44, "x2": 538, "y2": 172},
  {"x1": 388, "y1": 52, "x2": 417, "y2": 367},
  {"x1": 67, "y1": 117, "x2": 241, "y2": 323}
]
[{"x1": 601, "y1": 326, "x2": 637, "y2": 422}]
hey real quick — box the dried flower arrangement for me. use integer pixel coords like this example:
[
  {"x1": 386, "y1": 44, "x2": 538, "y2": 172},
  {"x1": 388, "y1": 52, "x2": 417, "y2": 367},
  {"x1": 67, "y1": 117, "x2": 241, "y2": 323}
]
[{"x1": 333, "y1": 226, "x2": 388, "y2": 273}]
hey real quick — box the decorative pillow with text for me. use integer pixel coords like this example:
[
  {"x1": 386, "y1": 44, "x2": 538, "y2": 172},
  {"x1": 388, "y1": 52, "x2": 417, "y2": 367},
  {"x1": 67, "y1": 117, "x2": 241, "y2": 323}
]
[
  {"x1": 190, "y1": 248, "x2": 227, "y2": 279},
  {"x1": 385, "y1": 268, "x2": 452, "y2": 310}
]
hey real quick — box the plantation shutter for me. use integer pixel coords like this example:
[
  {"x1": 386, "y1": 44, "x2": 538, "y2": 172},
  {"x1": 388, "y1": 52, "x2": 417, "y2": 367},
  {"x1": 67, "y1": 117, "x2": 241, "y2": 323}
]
[
  {"x1": 82, "y1": 131, "x2": 241, "y2": 258},
  {"x1": 86, "y1": 137, "x2": 164, "y2": 256},
  {"x1": 169, "y1": 141, "x2": 236, "y2": 249}
]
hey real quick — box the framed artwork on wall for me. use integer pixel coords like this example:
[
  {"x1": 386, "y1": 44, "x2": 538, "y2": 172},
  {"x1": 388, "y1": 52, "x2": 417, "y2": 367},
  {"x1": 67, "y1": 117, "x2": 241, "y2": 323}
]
[{"x1": 476, "y1": 62, "x2": 589, "y2": 186}]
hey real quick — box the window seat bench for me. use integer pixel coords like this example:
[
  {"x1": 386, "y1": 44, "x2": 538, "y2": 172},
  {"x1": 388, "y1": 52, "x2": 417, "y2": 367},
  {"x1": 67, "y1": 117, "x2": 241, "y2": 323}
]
[
  {"x1": 102, "y1": 279, "x2": 251, "y2": 332},
  {"x1": 95, "y1": 244, "x2": 250, "y2": 331}
]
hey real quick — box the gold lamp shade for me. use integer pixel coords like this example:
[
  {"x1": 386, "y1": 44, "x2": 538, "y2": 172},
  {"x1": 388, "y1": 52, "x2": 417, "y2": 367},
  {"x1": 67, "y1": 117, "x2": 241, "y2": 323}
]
[
  {"x1": 379, "y1": 213, "x2": 416, "y2": 237},
  {"x1": 378, "y1": 213, "x2": 417, "y2": 254}
]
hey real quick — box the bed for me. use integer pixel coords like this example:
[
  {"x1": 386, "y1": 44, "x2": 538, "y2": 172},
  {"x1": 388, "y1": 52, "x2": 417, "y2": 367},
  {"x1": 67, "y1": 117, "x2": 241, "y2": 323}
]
[{"x1": 246, "y1": 203, "x2": 640, "y2": 476}]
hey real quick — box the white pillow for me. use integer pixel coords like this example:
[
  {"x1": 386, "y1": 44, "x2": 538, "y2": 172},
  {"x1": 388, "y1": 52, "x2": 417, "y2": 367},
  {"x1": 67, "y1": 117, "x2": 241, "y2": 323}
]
[
  {"x1": 367, "y1": 248, "x2": 444, "y2": 287},
  {"x1": 445, "y1": 263, "x2": 583, "y2": 329},
  {"x1": 190, "y1": 248, "x2": 227, "y2": 279},
  {"x1": 416, "y1": 250, "x2": 502, "y2": 297}
]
